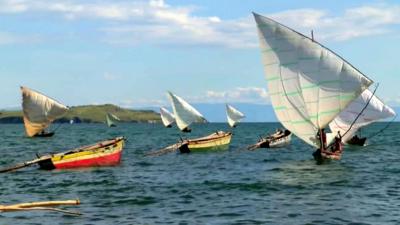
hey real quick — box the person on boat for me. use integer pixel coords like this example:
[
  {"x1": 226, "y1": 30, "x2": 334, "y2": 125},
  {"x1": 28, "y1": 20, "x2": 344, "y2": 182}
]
[
  {"x1": 331, "y1": 131, "x2": 343, "y2": 153},
  {"x1": 317, "y1": 128, "x2": 327, "y2": 150},
  {"x1": 313, "y1": 129, "x2": 327, "y2": 162},
  {"x1": 182, "y1": 127, "x2": 191, "y2": 133}
]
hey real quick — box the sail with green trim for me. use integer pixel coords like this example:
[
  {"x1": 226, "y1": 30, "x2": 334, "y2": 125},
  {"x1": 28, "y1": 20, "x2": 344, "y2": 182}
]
[
  {"x1": 253, "y1": 12, "x2": 373, "y2": 147},
  {"x1": 329, "y1": 89, "x2": 396, "y2": 143},
  {"x1": 106, "y1": 113, "x2": 120, "y2": 127}
]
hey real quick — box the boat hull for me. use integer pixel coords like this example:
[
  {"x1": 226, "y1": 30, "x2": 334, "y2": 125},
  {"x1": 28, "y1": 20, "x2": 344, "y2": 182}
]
[
  {"x1": 179, "y1": 131, "x2": 232, "y2": 152},
  {"x1": 258, "y1": 133, "x2": 292, "y2": 148},
  {"x1": 346, "y1": 136, "x2": 367, "y2": 146},
  {"x1": 33, "y1": 132, "x2": 55, "y2": 138},
  {"x1": 38, "y1": 137, "x2": 124, "y2": 170}
]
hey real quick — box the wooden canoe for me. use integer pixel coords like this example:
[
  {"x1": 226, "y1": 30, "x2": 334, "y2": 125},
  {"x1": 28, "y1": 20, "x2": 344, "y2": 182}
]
[
  {"x1": 38, "y1": 137, "x2": 125, "y2": 170},
  {"x1": 179, "y1": 131, "x2": 232, "y2": 153}
]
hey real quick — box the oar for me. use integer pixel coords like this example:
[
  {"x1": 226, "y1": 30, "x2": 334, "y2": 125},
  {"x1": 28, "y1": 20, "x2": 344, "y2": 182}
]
[
  {"x1": 0, "y1": 156, "x2": 51, "y2": 173},
  {"x1": 247, "y1": 142, "x2": 262, "y2": 151},
  {"x1": 0, "y1": 199, "x2": 81, "y2": 216},
  {"x1": 145, "y1": 143, "x2": 183, "y2": 157}
]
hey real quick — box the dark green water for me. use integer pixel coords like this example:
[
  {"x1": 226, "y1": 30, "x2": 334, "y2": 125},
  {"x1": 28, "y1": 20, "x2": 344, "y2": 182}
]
[{"x1": 0, "y1": 123, "x2": 399, "y2": 225}]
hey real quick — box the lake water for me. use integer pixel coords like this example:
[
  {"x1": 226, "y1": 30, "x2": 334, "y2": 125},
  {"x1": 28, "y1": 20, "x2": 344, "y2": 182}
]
[{"x1": 0, "y1": 123, "x2": 399, "y2": 225}]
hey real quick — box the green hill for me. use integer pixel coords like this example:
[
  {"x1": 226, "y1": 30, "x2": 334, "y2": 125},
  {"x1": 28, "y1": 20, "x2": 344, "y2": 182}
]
[{"x1": 0, "y1": 104, "x2": 161, "y2": 123}]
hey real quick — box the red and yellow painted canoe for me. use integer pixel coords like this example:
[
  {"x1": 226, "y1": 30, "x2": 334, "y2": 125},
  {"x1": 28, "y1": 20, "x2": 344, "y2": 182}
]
[{"x1": 38, "y1": 137, "x2": 125, "y2": 170}]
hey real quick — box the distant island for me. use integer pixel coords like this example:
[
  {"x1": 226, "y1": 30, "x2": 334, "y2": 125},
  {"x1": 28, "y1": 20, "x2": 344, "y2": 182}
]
[{"x1": 0, "y1": 104, "x2": 161, "y2": 124}]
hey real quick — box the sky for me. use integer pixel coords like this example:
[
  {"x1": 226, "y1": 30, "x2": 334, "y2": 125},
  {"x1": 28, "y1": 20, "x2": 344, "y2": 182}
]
[{"x1": 0, "y1": 0, "x2": 399, "y2": 110}]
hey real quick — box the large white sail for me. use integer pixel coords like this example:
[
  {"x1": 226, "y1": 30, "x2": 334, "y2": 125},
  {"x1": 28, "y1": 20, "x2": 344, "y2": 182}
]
[
  {"x1": 21, "y1": 86, "x2": 69, "y2": 137},
  {"x1": 329, "y1": 89, "x2": 396, "y2": 142},
  {"x1": 226, "y1": 104, "x2": 245, "y2": 127},
  {"x1": 167, "y1": 92, "x2": 207, "y2": 131},
  {"x1": 160, "y1": 107, "x2": 175, "y2": 127},
  {"x1": 106, "y1": 113, "x2": 120, "y2": 127},
  {"x1": 253, "y1": 13, "x2": 373, "y2": 147}
]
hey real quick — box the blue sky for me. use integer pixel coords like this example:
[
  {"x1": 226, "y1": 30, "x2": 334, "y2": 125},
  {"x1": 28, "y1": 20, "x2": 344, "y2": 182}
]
[{"x1": 0, "y1": 0, "x2": 399, "y2": 109}]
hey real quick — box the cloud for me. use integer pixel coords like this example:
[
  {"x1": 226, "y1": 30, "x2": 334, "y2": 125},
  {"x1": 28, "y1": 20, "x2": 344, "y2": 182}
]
[
  {"x1": 182, "y1": 87, "x2": 270, "y2": 104},
  {"x1": 0, "y1": 31, "x2": 41, "y2": 45},
  {"x1": 102, "y1": 72, "x2": 119, "y2": 81},
  {"x1": 1, "y1": 1, "x2": 400, "y2": 47}
]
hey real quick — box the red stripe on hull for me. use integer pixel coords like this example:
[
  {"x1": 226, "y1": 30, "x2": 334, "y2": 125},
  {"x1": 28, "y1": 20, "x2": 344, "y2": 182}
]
[{"x1": 54, "y1": 150, "x2": 122, "y2": 169}]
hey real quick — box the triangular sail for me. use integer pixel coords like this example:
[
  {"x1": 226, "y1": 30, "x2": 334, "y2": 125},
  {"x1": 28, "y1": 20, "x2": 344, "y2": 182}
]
[
  {"x1": 160, "y1": 107, "x2": 175, "y2": 127},
  {"x1": 106, "y1": 113, "x2": 120, "y2": 127},
  {"x1": 226, "y1": 104, "x2": 245, "y2": 127},
  {"x1": 21, "y1": 86, "x2": 69, "y2": 137},
  {"x1": 253, "y1": 13, "x2": 373, "y2": 147},
  {"x1": 329, "y1": 89, "x2": 396, "y2": 142},
  {"x1": 167, "y1": 92, "x2": 207, "y2": 131}
]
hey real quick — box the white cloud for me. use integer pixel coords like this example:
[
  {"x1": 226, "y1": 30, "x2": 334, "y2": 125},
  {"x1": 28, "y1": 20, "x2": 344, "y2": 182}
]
[
  {"x1": 1, "y1": 1, "x2": 400, "y2": 47},
  {"x1": 102, "y1": 72, "x2": 119, "y2": 81},
  {"x1": 180, "y1": 87, "x2": 269, "y2": 104},
  {"x1": 0, "y1": 31, "x2": 41, "y2": 45}
]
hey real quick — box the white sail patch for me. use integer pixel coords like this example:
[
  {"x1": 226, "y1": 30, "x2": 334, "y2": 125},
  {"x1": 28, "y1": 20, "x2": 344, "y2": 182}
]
[
  {"x1": 329, "y1": 89, "x2": 396, "y2": 142},
  {"x1": 167, "y1": 92, "x2": 207, "y2": 131},
  {"x1": 226, "y1": 104, "x2": 245, "y2": 127},
  {"x1": 160, "y1": 107, "x2": 175, "y2": 127}
]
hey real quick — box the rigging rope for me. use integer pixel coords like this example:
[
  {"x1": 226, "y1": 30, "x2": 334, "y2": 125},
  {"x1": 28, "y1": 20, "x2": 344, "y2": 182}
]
[
  {"x1": 367, "y1": 115, "x2": 397, "y2": 140},
  {"x1": 327, "y1": 83, "x2": 379, "y2": 149}
]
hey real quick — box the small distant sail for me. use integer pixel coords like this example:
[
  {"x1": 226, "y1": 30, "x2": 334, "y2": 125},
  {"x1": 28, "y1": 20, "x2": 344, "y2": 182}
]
[
  {"x1": 106, "y1": 113, "x2": 120, "y2": 127},
  {"x1": 21, "y1": 86, "x2": 69, "y2": 137},
  {"x1": 253, "y1": 13, "x2": 373, "y2": 148},
  {"x1": 226, "y1": 104, "x2": 245, "y2": 128},
  {"x1": 329, "y1": 89, "x2": 396, "y2": 142},
  {"x1": 160, "y1": 107, "x2": 175, "y2": 128},
  {"x1": 167, "y1": 92, "x2": 207, "y2": 131}
]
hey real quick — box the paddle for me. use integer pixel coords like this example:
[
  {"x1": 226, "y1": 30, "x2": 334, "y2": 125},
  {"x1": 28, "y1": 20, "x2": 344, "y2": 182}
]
[
  {"x1": 0, "y1": 199, "x2": 81, "y2": 216},
  {"x1": 0, "y1": 156, "x2": 51, "y2": 173}
]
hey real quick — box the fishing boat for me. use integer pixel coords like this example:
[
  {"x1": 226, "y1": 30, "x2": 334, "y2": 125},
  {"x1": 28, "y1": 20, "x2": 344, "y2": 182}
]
[
  {"x1": 226, "y1": 104, "x2": 245, "y2": 128},
  {"x1": 253, "y1": 13, "x2": 373, "y2": 162},
  {"x1": 248, "y1": 129, "x2": 292, "y2": 150},
  {"x1": 168, "y1": 91, "x2": 232, "y2": 152},
  {"x1": 160, "y1": 107, "x2": 175, "y2": 128},
  {"x1": 146, "y1": 92, "x2": 232, "y2": 156},
  {"x1": 21, "y1": 86, "x2": 69, "y2": 138},
  {"x1": 0, "y1": 137, "x2": 125, "y2": 172},
  {"x1": 329, "y1": 89, "x2": 396, "y2": 146},
  {"x1": 106, "y1": 112, "x2": 120, "y2": 127}
]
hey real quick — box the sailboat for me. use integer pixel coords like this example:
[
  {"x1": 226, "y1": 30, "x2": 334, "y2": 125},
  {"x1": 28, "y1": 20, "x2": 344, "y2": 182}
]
[
  {"x1": 146, "y1": 92, "x2": 232, "y2": 156},
  {"x1": 160, "y1": 107, "x2": 175, "y2": 128},
  {"x1": 329, "y1": 89, "x2": 396, "y2": 146},
  {"x1": 168, "y1": 91, "x2": 231, "y2": 152},
  {"x1": 106, "y1": 112, "x2": 120, "y2": 127},
  {"x1": 226, "y1": 104, "x2": 245, "y2": 128},
  {"x1": 253, "y1": 13, "x2": 373, "y2": 161},
  {"x1": 21, "y1": 86, "x2": 69, "y2": 137}
]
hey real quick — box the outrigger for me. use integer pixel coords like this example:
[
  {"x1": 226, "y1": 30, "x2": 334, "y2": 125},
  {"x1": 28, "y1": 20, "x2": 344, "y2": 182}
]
[{"x1": 248, "y1": 129, "x2": 292, "y2": 150}]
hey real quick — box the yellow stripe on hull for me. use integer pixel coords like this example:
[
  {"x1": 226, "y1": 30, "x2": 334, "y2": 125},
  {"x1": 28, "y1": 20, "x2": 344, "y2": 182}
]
[
  {"x1": 187, "y1": 132, "x2": 232, "y2": 151},
  {"x1": 50, "y1": 137, "x2": 124, "y2": 164}
]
